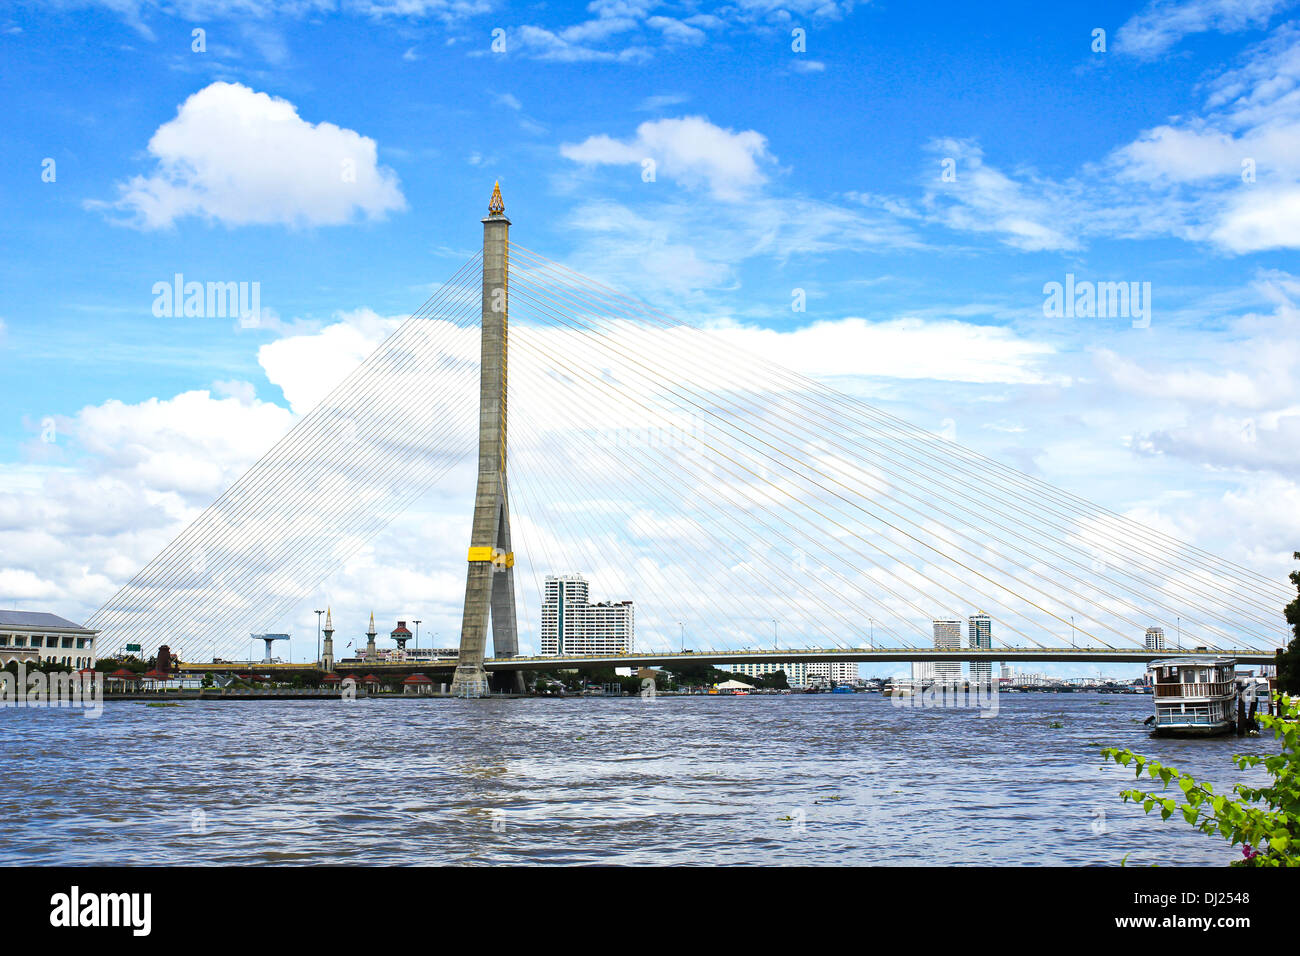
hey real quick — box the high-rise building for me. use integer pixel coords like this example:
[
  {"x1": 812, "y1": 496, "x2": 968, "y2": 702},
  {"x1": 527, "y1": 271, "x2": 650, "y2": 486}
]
[
  {"x1": 1145, "y1": 626, "x2": 1165, "y2": 651},
  {"x1": 968, "y1": 612, "x2": 993, "y2": 687},
  {"x1": 932, "y1": 619, "x2": 963, "y2": 686},
  {"x1": 540, "y1": 575, "x2": 634, "y2": 656}
]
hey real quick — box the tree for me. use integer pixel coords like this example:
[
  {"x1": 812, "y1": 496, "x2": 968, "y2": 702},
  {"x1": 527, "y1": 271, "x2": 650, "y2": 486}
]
[
  {"x1": 1278, "y1": 552, "x2": 1300, "y2": 694},
  {"x1": 1101, "y1": 694, "x2": 1300, "y2": 866}
]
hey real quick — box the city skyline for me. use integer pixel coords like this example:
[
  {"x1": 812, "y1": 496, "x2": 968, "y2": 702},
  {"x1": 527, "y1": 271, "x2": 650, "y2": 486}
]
[{"x1": 2, "y1": 2, "x2": 1298, "y2": 680}]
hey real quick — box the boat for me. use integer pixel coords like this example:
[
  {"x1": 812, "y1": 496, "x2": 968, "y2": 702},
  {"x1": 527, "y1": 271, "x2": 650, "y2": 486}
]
[
  {"x1": 1148, "y1": 657, "x2": 1238, "y2": 737},
  {"x1": 880, "y1": 679, "x2": 917, "y2": 698}
]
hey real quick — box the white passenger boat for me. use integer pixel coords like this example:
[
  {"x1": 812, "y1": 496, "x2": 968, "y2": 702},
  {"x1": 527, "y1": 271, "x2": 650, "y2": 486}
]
[{"x1": 1148, "y1": 657, "x2": 1238, "y2": 737}]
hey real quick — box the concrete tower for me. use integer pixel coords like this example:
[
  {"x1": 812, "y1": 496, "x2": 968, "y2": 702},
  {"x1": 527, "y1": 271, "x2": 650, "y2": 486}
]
[
  {"x1": 365, "y1": 612, "x2": 377, "y2": 661},
  {"x1": 322, "y1": 607, "x2": 335, "y2": 673},
  {"x1": 451, "y1": 182, "x2": 521, "y2": 697}
]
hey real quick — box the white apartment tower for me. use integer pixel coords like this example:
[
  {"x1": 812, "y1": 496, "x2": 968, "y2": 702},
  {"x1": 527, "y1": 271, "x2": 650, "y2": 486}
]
[
  {"x1": 540, "y1": 574, "x2": 634, "y2": 656},
  {"x1": 1145, "y1": 626, "x2": 1165, "y2": 651},
  {"x1": 931, "y1": 619, "x2": 963, "y2": 687},
  {"x1": 968, "y1": 612, "x2": 993, "y2": 687},
  {"x1": 807, "y1": 661, "x2": 860, "y2": 684}
]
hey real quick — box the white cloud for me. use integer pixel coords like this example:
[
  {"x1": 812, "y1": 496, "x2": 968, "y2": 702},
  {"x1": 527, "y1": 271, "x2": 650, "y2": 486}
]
[
  {"x1": 706, "y1": 316, "x2": 1059, "y2": 385},
  {"x1": 258, "y1": 308, "x2": 402, "y2": 413},
  {"x1": 1096, "y1": 271, "x2": 1300, "y2": 477},
  {"x1": 1113, "y1": 125, "x2": 1245, "y2": 183},
  {"x1": 646, "y1": 15, "x2": 707, "y2": 44},
  {"x1": 1115, "y1": 0, "x2": 1294, "y2": 58},
  {"x1": 921, "y1": 138, "x2": 1081, "y2": 252},
  {"x1": 93, "y1": 81, "x2": 406, "y2": 228},
  {"x1": 561, "y1": 115, "x2": 772, "y2": 201},
  {"x1": 1212, "y1": 184, "x2": 1300, "y2": 251},
  {"x1": 1104, "y1": 21, "x2": 1300, "y2": 251}
]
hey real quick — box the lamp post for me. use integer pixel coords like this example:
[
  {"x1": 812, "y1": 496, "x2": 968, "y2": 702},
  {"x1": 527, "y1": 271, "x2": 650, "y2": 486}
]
[
  {"x1": 1070, "y1": 615, "x2": 1075, "y2": 648},
  {"x1": 869, "y1": 617, "x2": 874, "y2": 648},
  {"x1": 414, "y1": 619, "x2": 421, "y2": 653},
  {"x1": 678, "y1": 621, "x2": 684, "y2": 654},
  {"x1": 315, "y1": 609, "x2": 324, "y2": 667},
  {"x1": 772, "y1": 619, "x2": 778, "y2": 651}
]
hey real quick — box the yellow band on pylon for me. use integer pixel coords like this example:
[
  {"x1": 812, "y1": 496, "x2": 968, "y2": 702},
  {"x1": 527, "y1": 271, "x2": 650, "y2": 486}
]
[{"x1": 467, "y1": 547, "x2": 514, "y2": 567}]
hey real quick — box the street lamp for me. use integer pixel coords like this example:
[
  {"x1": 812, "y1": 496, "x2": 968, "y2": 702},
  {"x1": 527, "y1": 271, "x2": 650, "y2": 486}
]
[
  {"x1": 678, "y1": 621, "x2": 684, "y2": 654},
  {"x1": 772, "y1": 619, "x2": 778, "y2": 651},
  {"x1": 414, "y1": 619, "x2": 421, "y2": 653},
  {"x1": 869, "y1": 617, "x2": 874, "y2": 648},
  {"x1": 1070, "y1": 615, "x2": 1075, "y2": 648},
  {"x1": 315, "y1": 609, "x2": 324, "y2": 666}
]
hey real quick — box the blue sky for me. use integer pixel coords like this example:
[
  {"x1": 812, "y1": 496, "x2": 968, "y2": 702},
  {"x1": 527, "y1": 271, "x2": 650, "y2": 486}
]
[{"x1": 2, "y1": 0, "x2": 1299, "y2": 673}]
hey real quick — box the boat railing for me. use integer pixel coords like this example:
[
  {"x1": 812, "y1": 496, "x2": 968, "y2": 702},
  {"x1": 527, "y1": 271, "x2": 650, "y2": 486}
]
[
  {"x1": 1153, "y1": 681, "x2": 1233, "y2": 699},
  {"x1": 1155, "y1": 711, "x2": 1224, "y2": 726}
]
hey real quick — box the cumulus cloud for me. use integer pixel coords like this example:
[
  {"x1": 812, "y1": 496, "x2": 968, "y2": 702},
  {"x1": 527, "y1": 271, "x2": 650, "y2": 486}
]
[
  {"x1": 92, "y1": 81, "x2": 406, "y2": 228},
  {"x1": 561, "y1": 116, "x2": 772, "y2": 201},
  {"x1": 1213, "y1": 185, "x2": 1300, "y2": 251},
  {"x1": 1106, "y1": 21, "x2": 1300, "y2": 251},
  {"x1": 258, "y1": 307, "x2": 403, "y2": 413}
]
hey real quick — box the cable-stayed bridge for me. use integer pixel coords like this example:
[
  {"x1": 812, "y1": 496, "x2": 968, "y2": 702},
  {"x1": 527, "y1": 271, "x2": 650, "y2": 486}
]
[{"x1": 88, "y1": 185, "x2": 1292, "y2": 693}]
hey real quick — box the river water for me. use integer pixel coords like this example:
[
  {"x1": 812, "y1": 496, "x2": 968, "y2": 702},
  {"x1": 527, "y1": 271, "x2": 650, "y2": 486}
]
[{"x1": 0, "y1": 692, "x2": 1278, "y2": 865}]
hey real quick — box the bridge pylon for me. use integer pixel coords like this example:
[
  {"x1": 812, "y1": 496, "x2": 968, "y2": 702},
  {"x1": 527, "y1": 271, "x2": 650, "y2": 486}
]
[{"x1": 451, "y1": 182, "x2": 522, "y2": 697}]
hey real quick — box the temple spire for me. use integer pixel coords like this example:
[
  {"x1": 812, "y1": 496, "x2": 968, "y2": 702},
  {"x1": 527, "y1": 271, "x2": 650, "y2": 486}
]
[{"x1": 489, "y1": 180, "x2": 504, "y2": 215}]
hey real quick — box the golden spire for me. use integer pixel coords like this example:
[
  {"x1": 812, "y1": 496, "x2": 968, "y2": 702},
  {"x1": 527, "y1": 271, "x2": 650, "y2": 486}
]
[
  {"x1": 489, "y1": 180, "x2": 505, "y2": 215},
  {"x1": 324, "y1": 607, "x2": 332, "y2": 630}
]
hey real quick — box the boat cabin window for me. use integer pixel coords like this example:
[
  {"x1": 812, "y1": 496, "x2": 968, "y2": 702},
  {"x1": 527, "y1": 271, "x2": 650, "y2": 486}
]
[{"x1": 1182, "y1": 670, "x2": 1195, "y2": 683}]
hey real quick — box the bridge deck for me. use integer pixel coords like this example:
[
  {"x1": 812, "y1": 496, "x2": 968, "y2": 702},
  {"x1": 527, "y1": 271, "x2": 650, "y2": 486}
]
[{"x1": 177, "y1": 646, "x2": 1276, "y2": 673}]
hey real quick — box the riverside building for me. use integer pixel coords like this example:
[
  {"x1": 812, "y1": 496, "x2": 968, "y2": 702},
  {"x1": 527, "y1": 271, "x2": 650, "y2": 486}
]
[
  {"x1": 931, "y1": 619, "x2": 963, "y2": 687},
  {"x1": 968, "y1": 612, "x2": 993, "y2": 687},
  {"x1": 540, "y1": 574, "x2": 634, "y2": 656},
  {"x1": 807, "y1": 661, "x2": 860, "y2": 684},
  {"x1": 0, "y1": 610, "x2": 98, "y2": 669},
  {"x1": 729, "y1": 660, "x2": 810, "y2": 687}
]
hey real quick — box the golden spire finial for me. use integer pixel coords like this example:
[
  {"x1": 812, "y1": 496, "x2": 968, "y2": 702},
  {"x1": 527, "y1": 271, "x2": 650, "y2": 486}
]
[
  {"x1": 325, "y1": 607, "x2": 333, "y2": 629},
  {"x1": 489, "y1": 180, "x2": 505, "y2": 215}
]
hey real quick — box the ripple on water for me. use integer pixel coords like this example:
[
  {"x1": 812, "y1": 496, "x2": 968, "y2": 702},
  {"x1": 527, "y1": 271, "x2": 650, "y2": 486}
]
[{"x1": 0, "y1": 694, "x2": 1278, "y2": 865}]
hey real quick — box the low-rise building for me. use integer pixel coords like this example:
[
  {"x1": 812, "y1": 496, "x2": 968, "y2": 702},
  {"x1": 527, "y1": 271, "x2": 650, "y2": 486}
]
[
  {"x1": 0, "y1": 610, "x2": 98, "y2": 669},
  {"x1": 729, "y1": 660, "x2": 809, "y2": 688}
]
